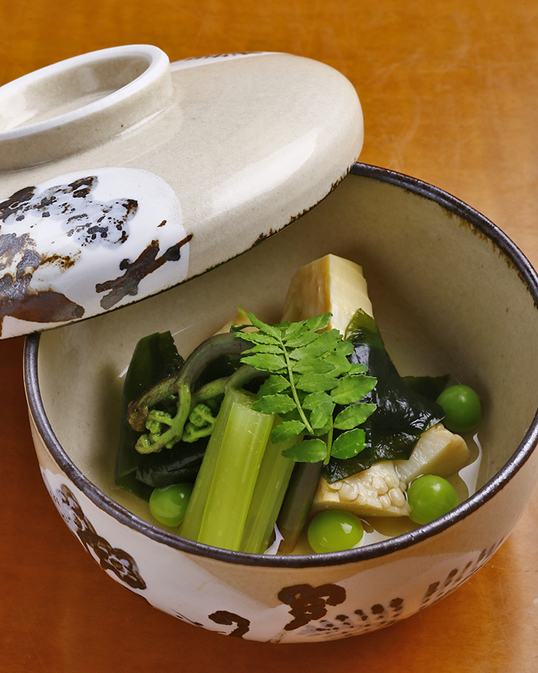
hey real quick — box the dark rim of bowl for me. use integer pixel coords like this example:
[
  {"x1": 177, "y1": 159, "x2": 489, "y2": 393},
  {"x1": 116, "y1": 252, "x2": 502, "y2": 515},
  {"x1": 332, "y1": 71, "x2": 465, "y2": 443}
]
[{"x1": 24, "y1": 162, "x2": 538, "y2": 569}]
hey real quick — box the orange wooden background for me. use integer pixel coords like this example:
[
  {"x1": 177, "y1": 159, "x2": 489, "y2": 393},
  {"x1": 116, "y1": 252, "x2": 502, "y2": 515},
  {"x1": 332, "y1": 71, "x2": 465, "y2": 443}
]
[{"x1": 1, "y1": 1, "x2": 538, "y2": 671}]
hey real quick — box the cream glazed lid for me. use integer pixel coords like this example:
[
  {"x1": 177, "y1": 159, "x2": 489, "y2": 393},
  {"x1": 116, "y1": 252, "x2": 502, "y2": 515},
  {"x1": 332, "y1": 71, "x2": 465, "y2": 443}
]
[{"x1": 0, "y1": 45, "x2": 363, "y2": 339}]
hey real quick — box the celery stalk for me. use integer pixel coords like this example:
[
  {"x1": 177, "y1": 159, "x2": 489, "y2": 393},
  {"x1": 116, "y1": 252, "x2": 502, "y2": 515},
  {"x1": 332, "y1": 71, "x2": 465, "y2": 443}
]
[
  {"x1": 180, "y1": 386, "x2": 241, "y2": 542},
  {"x1": 240, "y1": 422, "x2": 297, "y2": 554},
  {"x1": 181, "y1": 387, "x2": 273, "y2": 551}
]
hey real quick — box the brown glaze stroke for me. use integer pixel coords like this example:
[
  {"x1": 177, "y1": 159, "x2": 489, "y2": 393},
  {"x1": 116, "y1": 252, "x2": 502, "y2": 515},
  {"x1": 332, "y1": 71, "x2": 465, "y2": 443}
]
[
  {"x1": 208, "y1": 610, "x2": 251, "y2": 638},
  {"x1": 0, "y1": 231, "x2": 84, "y2": 336},
  {"x1": 96, "y1": 233, "x2": 193, "y2": 310},
  {"x1": 54, "y1": 484, "x2": 147, "y2": 591},
  {"x1": 278, "y1": 583, "x2": 346, "y2": 631}
]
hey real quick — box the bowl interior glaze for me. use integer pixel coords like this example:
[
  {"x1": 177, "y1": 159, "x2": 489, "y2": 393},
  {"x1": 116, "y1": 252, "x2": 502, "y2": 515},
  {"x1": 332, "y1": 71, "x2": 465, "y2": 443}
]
[{"x1": 31, "y1": 164, "x2": 538, "y2": 561}]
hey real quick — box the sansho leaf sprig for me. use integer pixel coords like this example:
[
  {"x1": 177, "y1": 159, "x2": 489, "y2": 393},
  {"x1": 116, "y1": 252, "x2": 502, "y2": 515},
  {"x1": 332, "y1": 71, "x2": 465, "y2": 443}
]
[{"x1": 234, "y1": 311, "x2": 378, "y2": 464}]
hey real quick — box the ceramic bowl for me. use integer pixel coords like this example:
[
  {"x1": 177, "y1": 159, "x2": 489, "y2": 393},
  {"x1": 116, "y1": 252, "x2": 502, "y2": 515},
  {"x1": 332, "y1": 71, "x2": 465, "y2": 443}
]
[{"x1": 24, "y1": 162, "x2": 538, "y2": 643}]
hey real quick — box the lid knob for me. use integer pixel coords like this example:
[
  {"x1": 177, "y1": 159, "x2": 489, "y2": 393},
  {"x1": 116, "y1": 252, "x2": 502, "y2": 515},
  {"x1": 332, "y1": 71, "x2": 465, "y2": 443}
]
[{"x1": 0, "y1": 45, "x2": 172, "y2": 170}]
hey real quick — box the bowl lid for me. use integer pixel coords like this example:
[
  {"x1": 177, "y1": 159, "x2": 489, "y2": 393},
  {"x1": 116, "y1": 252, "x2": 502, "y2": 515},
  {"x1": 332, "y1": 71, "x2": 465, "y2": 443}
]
[{"x1": 0, "y1": 45, "x2": 363, "y2": 339}]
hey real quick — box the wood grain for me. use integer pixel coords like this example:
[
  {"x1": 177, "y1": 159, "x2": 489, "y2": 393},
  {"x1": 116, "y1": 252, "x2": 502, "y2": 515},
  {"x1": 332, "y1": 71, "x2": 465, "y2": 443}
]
[{"x1": 1, "y1": 1, "x2": 537, "y2": 670}]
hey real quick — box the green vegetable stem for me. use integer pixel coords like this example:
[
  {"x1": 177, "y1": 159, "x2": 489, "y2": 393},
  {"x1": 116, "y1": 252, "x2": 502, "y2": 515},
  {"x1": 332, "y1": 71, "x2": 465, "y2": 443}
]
[
  {"x1": 240, "y1": 418, "x2": 297, "y2": 554},
  {"x1": 275, "y1": 461, "x2": 324, "y2": 554},
  {"x1": 181, "y1": 387, "x2": 274, "y2": 551}
]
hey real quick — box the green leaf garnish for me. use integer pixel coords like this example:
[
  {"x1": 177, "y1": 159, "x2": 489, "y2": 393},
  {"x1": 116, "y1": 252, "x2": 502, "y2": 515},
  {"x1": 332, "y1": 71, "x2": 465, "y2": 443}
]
[
  {"x1": 256, "y1": 375, "x2": 290, "y2": 397},
  {"x1": 309, "y1": 403, "x2": 334, "y2": 430},
  {"x1": 251, "y1": 393, "x2": 296, "y2": 415},
  {"x1": 296, "y1": 373, "x2": 340, "y2": 392},
  {"x1": 271, "y1": 419, "x2": 307, "y2": 443},
  {"x1": 242, "y1": 352, "x2": 286, "y2": 373},
  {"x1": 282, "y1": 437, "x2": 328, "y2": 462},
  {"x1": 238, "y1": 312, "x2": 377, "y2": 464},
  {"x1": 330, "y1": 374, "x2": 377, "y2": 405},
  {"x1": 331, "y1": 428, "x2": 366, "y2": 459},
  {"x1": 333, "y1": 403, "x2": 376, "y2": 429},
  {"x1": 323, "y1": 308, "x2": 448, "y2": 482},
  {"x1": 291, "y1": 358, "x2": 335, "y2": 375}
]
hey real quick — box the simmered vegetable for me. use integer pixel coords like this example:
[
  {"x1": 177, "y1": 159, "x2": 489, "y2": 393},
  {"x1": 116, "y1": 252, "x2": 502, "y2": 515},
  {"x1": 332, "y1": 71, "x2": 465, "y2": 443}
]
[
  {"x1": 436, "y1": 384, "x2": 482, "y2": 433},
  {"x1": 240, "y1": 420, "x2": 296, "y2": 554},
  {"x1": 116, "y1": 331, "x2": 184, "y2": 499},
  {"x1": 313, "y1": 460, "x2": 410, "y2": 517},
  {"x1": 276, "y1": 461, "x2": 324, "y2": 554},
  {"x1": 281, "y1": 254, "x2": 373, "y2": 333},
  {"x1": 180, "y1": 387, "x2": 274, "y2": 551},
  {"x1": 307, "y1": 510, "x2": 364, "y2": 553},
  {"x1": 116, "y1": 253, "x2": 481, "y2": 555},
  {"x1": 149, "y1": 483, "x2": 193, "y2": 527},
  {"x1": 128, "y1": 332, "x2": 255, "y2": 454},
  {"x1": 394, "y1": 423, "x2": 470, "y2": 485},
  {"x1": 407, "y1": 474, "x2": 459, "y2": 524},
  {"x1": 134, "y1": 438, "x2": 207, "y2": 489}
]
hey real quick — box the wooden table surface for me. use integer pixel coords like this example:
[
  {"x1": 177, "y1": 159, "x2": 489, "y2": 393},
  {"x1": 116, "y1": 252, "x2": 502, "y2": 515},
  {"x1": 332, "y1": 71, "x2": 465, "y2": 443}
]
[{"x1": 1, "y1": 1, "x2": 538, "y2": 671}]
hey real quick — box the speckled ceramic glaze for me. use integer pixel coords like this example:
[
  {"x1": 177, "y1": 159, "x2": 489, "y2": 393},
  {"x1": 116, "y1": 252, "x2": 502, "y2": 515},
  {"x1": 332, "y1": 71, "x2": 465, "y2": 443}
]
[
  {"x1": 0, "y1": 45, "x2": 362, "y2": 338},
  {"x1": 5, "y1": 47, "x2": 538, "y2": 642}
]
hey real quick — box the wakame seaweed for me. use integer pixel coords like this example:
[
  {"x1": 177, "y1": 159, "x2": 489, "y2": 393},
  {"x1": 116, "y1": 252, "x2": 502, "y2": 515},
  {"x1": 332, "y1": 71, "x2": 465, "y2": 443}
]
[
  {"x1": 324, "y1": 310, "x2": 446, "y2": 483},
  {"x1": 401, "y1": 374, "x2": 449, "y2": 401},
  {"x1": 134, "y1": 437, "x2": 207, "y2": 488}
]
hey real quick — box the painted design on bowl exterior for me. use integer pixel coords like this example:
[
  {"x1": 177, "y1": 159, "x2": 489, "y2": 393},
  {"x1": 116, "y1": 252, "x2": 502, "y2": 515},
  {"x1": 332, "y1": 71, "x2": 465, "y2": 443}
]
[
  {"x1": 0, "y1": 167, "x2": 189, "y2": 337},
  {"x1": 51, "y1": 482, "x2": 147, "y2": 590},
  {"x1": 38, "y1": 464, "x2": 508, "y2": 643}
]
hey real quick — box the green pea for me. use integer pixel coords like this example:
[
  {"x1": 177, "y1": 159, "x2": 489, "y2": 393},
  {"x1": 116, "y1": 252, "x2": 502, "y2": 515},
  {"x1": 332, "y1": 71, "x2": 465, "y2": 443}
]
[
  {"x1": 307, "y1": 510, "x2": 364, "y2": 553},
  {"x1": 149, "y1": 483, "x2": 193, "y2": 527},
  {"x1": 407, "y1": 474, "x2": 459, "y2": 525},
  {"x1": 436, "y1": 384, "x2": 482, "y2": 433}
]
